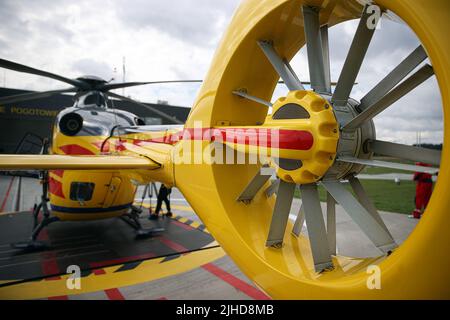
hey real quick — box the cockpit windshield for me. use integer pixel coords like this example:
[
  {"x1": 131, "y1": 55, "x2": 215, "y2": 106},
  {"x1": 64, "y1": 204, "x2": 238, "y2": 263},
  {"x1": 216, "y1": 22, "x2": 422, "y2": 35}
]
[{"x1": 79, "y1": 92, "x2": 107, "y2": 108}]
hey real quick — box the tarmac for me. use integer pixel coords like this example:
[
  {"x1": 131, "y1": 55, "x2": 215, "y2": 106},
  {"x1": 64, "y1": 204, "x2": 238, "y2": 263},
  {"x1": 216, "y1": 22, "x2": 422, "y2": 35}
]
[{"x1": 0, "y1": 175, "x2": 418, "y2": 299}]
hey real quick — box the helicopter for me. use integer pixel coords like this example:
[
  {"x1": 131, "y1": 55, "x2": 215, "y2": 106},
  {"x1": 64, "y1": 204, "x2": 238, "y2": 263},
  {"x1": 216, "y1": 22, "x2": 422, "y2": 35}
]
[
  {"x1": 0, "y1": 0, "x2": 447, "y2": 300},
  {"x1": 0, "y1": 57, "x2": 202, "y2": 248},
  {"x1": 0, "y1": 58, "x2": 329, "y2": 249}
]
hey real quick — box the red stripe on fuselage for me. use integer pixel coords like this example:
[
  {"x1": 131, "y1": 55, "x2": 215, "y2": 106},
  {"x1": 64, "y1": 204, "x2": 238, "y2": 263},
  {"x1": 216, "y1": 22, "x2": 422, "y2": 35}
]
[
  {"x1": 48, "y1": 177, "x2": 65, "y2": 199},
  {"x1": 59, "y1": 144, "x2": 95, "y2": 155},
  {"x1": 131, "y1": 128, "x2": 314, "y2": 151},
  {"x1": 91, "y1": 141, "x2": 110, "y2": 153},
  {"x1": 51, "y1": 170, "x2": 64, "y2": 178}
]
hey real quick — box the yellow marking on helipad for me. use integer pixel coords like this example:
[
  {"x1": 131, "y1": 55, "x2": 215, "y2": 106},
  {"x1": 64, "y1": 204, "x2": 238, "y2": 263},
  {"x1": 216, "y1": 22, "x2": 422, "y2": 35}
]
[
  {"x1": 0, "y1": 211, "x2": 20, "y2": 217},
  {"x1": 137, "y1": 203, "x2": 193, "y2": 212},
  {"x1": 0, "y1": 246, "x2": 225, "y2": 300}
]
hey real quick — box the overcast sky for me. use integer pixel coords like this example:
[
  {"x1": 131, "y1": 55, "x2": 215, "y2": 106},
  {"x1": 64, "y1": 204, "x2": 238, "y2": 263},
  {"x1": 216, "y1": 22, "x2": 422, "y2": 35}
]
[{"x1": 0, "y1": 0, "x2": 443, "y2": 145}]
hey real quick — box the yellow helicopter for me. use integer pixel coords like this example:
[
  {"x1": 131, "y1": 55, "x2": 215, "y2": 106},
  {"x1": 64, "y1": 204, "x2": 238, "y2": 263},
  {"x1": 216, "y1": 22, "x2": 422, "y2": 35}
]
[
  {"x1": 0, "y1": 58, "x2": 203, "y2": 246},
  {"x1": 0, "y1": 0, "x2": 449, "y2": 299}
]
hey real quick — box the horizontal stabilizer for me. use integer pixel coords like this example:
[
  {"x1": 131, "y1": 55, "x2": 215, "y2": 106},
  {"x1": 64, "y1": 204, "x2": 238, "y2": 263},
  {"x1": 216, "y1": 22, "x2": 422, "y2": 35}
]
[{"x1": 0, "y1": 154, "x2": 159, "y2": 170}]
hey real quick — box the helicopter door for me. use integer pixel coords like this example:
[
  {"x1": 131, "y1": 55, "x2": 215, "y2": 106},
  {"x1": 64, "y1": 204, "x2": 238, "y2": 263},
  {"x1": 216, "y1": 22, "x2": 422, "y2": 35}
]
[{"x1": 103, "y1": 177, "x2": 122, "y2": 208}]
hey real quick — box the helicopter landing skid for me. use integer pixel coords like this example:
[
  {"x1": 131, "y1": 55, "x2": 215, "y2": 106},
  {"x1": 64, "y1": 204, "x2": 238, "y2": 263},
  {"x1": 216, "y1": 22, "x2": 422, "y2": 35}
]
[
  {"x1": 11, "y1": 240, "x2": 49, "y2": 252},
  {"x1": 12, "y1": 215, "x2": 60, "y2": 252},
  {"x1": 120, "y1": 208, "x2": 164, "y2": 239}
]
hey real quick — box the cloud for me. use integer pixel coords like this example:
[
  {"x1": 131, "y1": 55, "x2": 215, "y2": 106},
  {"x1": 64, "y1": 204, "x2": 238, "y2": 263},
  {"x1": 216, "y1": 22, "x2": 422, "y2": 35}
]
[
  {"x1": 114, "y1": 0, "x2": 240, "y2": 47},
  {"x1": 0, "y1": 0, "x2": 443, "y2": 145}
]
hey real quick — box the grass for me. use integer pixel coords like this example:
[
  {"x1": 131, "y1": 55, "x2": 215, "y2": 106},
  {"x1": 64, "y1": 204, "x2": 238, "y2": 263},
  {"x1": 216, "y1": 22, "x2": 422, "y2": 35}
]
[{"x1": 294, "y1": 179, "x2": 418, "y2": 214}]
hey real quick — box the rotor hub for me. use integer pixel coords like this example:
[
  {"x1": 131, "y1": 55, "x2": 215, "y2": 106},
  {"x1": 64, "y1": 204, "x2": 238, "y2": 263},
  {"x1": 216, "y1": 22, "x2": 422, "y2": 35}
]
[
  {"x1": 265, "y1": 90, "x2": 339, "y2": 184},
  {"x1": 324, "y1": 96, "x2": 376, "y2": 180}
]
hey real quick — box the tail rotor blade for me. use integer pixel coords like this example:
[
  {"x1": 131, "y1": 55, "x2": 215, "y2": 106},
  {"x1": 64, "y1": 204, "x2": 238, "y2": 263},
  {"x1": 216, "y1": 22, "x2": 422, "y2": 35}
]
[
  {"x1": 292, "y1": 203, "x2": 305, "y2": 237},
  {"x1": 266, "y1": 180, "x2": 296, "y2": 247},
  {"x1": 302, "y1": 6, "x2": 330, "y2": 93},
  {"x1": 265, "y1": 178, "x2": 280, "y2": 198},
  {"x1": 348, "y1": 176, "x2": 391, "y2": 235},
  {"x1": 300, "y1": 183, "x2": 334, "y2": 272},
  {"x1": 326, "y1": 192, "x2": 337, "y2": 256},
  {"x1": 237, "y1": 166, "x2": 275, "y2": 202},
  {"x1": 337, "y1": 156, "x2": 439, "y2": 174},
  {"x1": 322, "y1": 180, "x2": 397, "y2": 253},
  {"x1": 332, "y1": 5, "x2": 378, "y2": 106}
]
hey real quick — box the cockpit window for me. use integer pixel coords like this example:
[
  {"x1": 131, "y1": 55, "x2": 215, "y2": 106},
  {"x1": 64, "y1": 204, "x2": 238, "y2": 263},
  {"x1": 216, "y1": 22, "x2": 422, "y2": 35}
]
[{"x1": 84, "y1": 93, "x2": 105, "y2": 107}]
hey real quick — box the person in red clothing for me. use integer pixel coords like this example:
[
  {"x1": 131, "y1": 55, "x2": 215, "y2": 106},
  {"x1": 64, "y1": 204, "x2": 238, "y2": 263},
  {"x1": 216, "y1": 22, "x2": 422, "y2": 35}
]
[{"x1": 410, "y1": 162, "x2": 433, "y2": 219}]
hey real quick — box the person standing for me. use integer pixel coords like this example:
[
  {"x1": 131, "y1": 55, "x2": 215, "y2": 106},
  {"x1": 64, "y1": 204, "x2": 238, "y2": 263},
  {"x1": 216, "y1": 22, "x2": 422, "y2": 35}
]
[
  {"x1": 410, "y1": 162, "x2": 433, "y2": 219},
  {"x1": 149, "y1": 184, "x2": 172, "y2": 220}
]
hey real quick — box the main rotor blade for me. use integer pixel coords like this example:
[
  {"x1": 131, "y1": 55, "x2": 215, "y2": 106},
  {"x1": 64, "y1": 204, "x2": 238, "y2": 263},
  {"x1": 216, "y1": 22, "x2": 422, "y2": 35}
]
[
  {"x1": 300, "y1": 183, "x2": 333, "y2": 272},
  {"x1": 343, "y1": 64, "x2": 434, "y2": 130},
  {"x1": 368, "y1": 140, "x2": 441, "y2": 166},
  {"x1": 359, "y1": 45, "x2": 428, "y2": 111},
  {"x1": 0, "y1": 58, "x2": 86, "y2": 89},
  {"x1": 321, "y1": 180, "x2": 397, "y2": 253},
  {"x1": 302, "y1": 6, "x2": 329, "y2": 94},
  {"x1": 237, "y1": 166, "x2": 275, "y2": 202},
  {"x1": 266, "y1": 180, "x2": 296, "y2": 247},
  {"x1": 332, "y1": 5, "x2": 377, "y2": 106},
  {"x1": 107, "y1": 92, "x2": 183, "y2": 124},
  {"x1": 258, "y1": 40, "x2": 305, "y2": 91},
  {"x1": 0, "y1": 88, "x2": 77, "y2": 105},
  {"x1": 100, "y1": 80, "x2": 203, "y2": 91},
  {"x1": 337, "y1": 156, "x2": 439, "y2": 174}
]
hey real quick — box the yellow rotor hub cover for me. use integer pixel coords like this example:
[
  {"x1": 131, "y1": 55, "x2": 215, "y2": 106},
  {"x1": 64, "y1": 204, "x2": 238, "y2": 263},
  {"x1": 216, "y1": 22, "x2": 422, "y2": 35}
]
[{"x1": 266, "y1": 90, "x2": 339, "y2": 184}]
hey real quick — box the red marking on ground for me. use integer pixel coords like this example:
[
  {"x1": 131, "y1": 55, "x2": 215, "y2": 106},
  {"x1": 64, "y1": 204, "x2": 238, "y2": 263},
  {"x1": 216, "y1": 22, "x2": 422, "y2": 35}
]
[
  {"x1": 48, "y1": 295, "x2": 69, "y2": 300},
  {"x1": 0, "y1": 176, "x2": 15, "y2": 212},
  {"x1": 48, "y1": 176, "x2": 65, "y2": 199},
  {"x1": 105, "y1": 288, "x2": 125, "y2": 300},
  {"x1": 59, "y1": 144, "x2": 95, "y2": 155},
  {"x1": 89, "y1": 251, "x2": 156, "y2": 269},
  {"x1": 159, "y1": 236, "x2": 188, "y2": 253},
  {"x1": 202, "y1": 263, "x2": 271, "y2": 300},
  {"x1": 92, "y1": 268, "x2": 106, "y2": 275},
  {"x1": 89, "y1": 263, "x2": 127, "y2": 300},
  {"x1": 36, "y1": 217, "x2": 61, "y2": 281},
  {"x1": 157, "y1": 297, "x2": 168, "y2": 300},
  {"x1": 171, "y1": 219, "x2": 196, "y2": 231}
]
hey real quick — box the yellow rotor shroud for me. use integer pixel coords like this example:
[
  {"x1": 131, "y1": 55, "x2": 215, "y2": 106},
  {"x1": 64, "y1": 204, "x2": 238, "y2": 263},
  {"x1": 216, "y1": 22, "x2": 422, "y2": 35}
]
[{"x1": 174, "y1": 0, "x2": 450, "y2": 299}]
